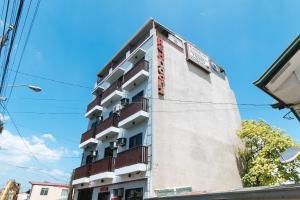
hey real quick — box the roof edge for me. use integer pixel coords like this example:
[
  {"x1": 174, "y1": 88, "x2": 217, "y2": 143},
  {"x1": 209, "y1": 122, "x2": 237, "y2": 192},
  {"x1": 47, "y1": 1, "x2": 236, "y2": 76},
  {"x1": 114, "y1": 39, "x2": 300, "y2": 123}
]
[{"x1": 254, "y1": 34, "x2": 300, "y2": 88}]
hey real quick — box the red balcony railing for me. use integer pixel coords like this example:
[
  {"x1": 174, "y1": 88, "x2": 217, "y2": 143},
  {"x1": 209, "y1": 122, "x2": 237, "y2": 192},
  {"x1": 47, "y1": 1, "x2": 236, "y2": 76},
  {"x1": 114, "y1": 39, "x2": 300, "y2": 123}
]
[
  {"x1": 73, "y1": 164, "x2": 91, "y2": 180},
  {"x1": 96, "y1": 113, "x2": 119, "y2": 134},
  {"x1": 119, "y1": 97, "x2": 148, "y2": 122},
  {"x1": 123, "y1": 60, "x2": 149, "y2": 84},
  {"x1": 90, "y1": 157, "x2": 115, "y2": 176},
  {"x1": 80, "y1": 128, "x2": 96, "y2": 144},
  {"x1": 86, "y1": 95, "x2": 102, "y2": 113},
  {"x1": 101, "y1": 80, "x2": 122, "y2": 101},
  {"x1": 115, "y1": 146, "x2": 148, "y2": 169}
]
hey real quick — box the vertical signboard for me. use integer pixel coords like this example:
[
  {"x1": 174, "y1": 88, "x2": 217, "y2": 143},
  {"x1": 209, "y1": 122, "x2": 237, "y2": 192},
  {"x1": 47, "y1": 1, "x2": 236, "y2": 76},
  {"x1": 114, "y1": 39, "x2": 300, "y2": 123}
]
[{"x1": 157, "y1": 36, "x2": 165, "y2": 96}]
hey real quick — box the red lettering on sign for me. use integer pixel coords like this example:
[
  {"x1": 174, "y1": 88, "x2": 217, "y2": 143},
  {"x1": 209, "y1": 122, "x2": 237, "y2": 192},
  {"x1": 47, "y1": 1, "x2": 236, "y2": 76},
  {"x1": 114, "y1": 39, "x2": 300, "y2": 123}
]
[{"x1": 157, "y1": 36, "x2": 165, "y2": 96}]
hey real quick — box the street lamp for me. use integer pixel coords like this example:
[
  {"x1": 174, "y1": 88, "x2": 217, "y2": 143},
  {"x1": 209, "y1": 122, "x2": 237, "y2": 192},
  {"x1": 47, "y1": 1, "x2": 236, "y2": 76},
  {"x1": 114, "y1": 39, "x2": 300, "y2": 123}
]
[
  {"x1": 7, "y1": 84, "x2": 42, "y2": 92},
  {"x1": 0, "y1": 84, "x2": 42, "y2": 102}
]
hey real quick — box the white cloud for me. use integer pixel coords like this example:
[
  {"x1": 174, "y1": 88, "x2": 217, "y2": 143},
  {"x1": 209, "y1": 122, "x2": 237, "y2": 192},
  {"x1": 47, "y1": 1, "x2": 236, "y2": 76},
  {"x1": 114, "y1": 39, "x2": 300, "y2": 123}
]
[
  {"x1": 0, "y1": 114, "x2": 10, "y2": 122},
  {"x1": 0, "y1": 130, "x2": 63, "y2": 164},
  {"x1": 42, "y1": 133, "x2": 56, "y2": 142},
  {"x1": 40, "y1": 168, "x2": 71, "y2": 180},
  {"x1": 0, "y1": 20, "x2": 4, "y2": 27}
]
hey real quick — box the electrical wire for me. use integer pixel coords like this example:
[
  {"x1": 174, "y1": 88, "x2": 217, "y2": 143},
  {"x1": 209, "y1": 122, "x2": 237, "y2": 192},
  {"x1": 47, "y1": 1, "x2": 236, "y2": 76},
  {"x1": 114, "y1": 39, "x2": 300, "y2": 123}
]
[
  {"x1": 3, "y1": 0, "x2": 33, "y2": 101},
  {"x1": 3, "y1": 162, "x2": 70, "y2": 182},
  {"x1": 0, "y1": 0, "x2": 10, "y2": 59},
  {"x1": 0, "y1": 103, "x2": 69, "y2": 182},
  {"x1": 0, "y1": 0, "x2": 25, "y2": 96},
  {"x1": 0, "y1": 0, "x2": 6, "y2": 20},
  {"x1": 5, "y1": 0, "x2": 40, "y2": 106},
  {"x1": 9, "y1": 68, "x2": 92, "y2": 89}
]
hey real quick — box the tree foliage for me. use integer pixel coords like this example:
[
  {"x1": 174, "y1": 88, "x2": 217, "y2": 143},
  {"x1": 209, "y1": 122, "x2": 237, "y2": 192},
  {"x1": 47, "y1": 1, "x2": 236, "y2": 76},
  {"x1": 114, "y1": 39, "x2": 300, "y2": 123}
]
[{"x1": 237, "y1": 120, "x2": 300, "y2": 187}]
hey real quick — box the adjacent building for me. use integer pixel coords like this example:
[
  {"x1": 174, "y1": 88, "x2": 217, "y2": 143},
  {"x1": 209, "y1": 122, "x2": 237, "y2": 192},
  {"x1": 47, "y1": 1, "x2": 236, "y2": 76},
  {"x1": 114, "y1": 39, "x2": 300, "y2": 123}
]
[
  {"x1": 254, "y1": 34, "x2": 300, "y2": 121},
  {"x1": 72, "y1": 19, "x2": 242, "y2": 200},
  {"x1": 28, "y1": 182, "x2": 69, "y2": 200}
]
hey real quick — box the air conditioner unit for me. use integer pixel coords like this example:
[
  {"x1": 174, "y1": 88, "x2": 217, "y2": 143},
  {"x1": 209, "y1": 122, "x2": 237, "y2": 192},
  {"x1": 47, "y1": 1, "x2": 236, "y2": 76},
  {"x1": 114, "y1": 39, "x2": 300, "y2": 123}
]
[
  {"x1": 121, "y1": 98, "x2": 130, "y2": 106},
  {"x1": 92, "y1": 150, "x2": 98, "y2": 157},
  {"x1": 113, "y1": 188, "x2": 124, "y2": 197},
  {"x1": 110, "y1": 142, "x2": 118, "y2": 149},
  {"x1": 113, "y1": 104, "x2": 123, "y2": 113},
  {"x1": 117, "y1": 138, "x2": 126, "y2": 147}
]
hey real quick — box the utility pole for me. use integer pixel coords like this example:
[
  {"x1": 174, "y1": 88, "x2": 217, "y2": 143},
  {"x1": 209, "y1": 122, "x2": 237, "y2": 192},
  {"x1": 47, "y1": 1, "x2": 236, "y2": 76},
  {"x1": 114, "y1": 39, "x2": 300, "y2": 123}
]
[{"x1": 0, "y1": 25, "x2": 14, "y2": 55}]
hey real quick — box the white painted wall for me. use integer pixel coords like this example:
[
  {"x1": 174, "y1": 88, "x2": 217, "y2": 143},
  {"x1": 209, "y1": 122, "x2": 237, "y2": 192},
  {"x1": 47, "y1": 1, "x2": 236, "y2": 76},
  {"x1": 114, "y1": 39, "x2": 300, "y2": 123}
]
[
  {"x1": 29, "y1": 185, "x2": 68, "y2": 200},
  {"x1": 150, "y1": 32, "x2": 242, "y2": 195}
]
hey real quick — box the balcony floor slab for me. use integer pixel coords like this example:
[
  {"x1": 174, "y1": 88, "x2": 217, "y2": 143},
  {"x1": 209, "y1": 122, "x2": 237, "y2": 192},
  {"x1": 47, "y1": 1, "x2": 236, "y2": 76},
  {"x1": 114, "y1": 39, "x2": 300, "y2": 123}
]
[
  {"x1": 101, "y1": 91, "x2": 124, "y2": 107},
  {"x1": 89, "y1": 172, "x2": 115, "y2": 181},
  {"x1": 85, "y1": 105, "x2": 102, "y2": 118},
  {"x1": 79, "y1": 138, "x2": 98, "y2": 149},
  {"x1": 72, "y1": 177, "x2": 89, "y2": 185},
  {"x1": 119, "y1": 111, "x2": 149, "y2": 128},
  {"x1": 95, "y1": 127, "x2": 120, "y2": 140},
  {"x1": 122, "y1": 70, "x2": 149, "y2": 91},
  {"x1": 115, "y1": 163, "x2": 147, "y2": 176}
]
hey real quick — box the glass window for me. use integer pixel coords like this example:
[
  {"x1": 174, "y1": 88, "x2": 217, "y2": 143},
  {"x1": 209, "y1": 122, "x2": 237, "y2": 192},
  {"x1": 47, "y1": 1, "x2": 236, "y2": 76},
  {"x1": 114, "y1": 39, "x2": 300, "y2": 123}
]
[
  {"x1": 61, "y1": 189, "x2": 69, "y2": 197},
  {"x1": 129, "y1": 133, "x2": 142, "y2": 148},
  {"x1": 125, "y1": 188, "x2": 143, "y2": 200},
  {"x1": 40, "y1": 188, "x2": 49, "y2": 195},
  {"x1": 132, "y1": 91, "x2": 144, "y2": 103}
]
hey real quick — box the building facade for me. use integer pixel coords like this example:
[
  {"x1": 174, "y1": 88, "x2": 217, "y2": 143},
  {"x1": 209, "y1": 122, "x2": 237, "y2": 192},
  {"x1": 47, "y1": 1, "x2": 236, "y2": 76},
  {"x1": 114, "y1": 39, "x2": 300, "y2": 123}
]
[
  {"x1": 72, "y1": 19, "x2": 242, "y2": 200},
  {"x1": 29, "y1": 182, "x2": 69, "y2": 200}
]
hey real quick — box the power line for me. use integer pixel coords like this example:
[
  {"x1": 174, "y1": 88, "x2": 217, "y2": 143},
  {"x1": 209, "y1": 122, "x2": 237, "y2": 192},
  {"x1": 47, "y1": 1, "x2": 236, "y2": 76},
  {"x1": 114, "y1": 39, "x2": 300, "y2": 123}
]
[
  {"x1": 5, "y1": 0, "x2": 40, "y2": 105},
  {"x1": 9, "y1": 68, "x2": 92, "y2": 89},
  {"x1": 0, "y1": 0, "x2": 25, "y2": 95},
  {"x1": 3, "y1": 162, "x2": 70, "y2": 182},
  {"x1": 0, "y1": 103, "x2": 68, "y2": 182},
  {"x1": 15, "y1": 123, "x2": 79, "y2": 144},
  {"x1": 3, "y1": 0, "x2": 33, "y2": 102}
]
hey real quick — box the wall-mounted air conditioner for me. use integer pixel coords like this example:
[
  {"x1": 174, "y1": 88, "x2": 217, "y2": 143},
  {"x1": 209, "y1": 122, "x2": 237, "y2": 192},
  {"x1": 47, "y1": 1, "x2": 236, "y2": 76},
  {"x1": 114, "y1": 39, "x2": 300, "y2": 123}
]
[
  {"x1": 113, "y1": 104, "x2": 123, "y2": 113},
  {"x1": 117, "y1": 138, "x2": 126, "y2": 147},
  {"x1": 110, "y1": 142, "x2": 118, "y2": 149},
  {"x1": 121, "y1": 98, "x2": 130, "y2": 106}
]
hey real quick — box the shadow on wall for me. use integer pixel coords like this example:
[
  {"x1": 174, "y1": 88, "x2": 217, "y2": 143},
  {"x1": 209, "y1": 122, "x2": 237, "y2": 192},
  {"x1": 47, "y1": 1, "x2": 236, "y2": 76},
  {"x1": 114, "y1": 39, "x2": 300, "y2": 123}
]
[
  {"x1": 235, "y1": 152, "x2": 246, "y2": 187},
  {"x1": 187, "y1": 62, "x2": 212, "y2": 84}
]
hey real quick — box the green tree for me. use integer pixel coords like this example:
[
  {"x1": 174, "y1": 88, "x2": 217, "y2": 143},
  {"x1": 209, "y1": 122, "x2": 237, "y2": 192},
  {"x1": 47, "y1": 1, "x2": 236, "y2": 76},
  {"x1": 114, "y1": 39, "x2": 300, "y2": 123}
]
[{"x1": 237, "y1": 120, "x2": 300, "y2": 187}]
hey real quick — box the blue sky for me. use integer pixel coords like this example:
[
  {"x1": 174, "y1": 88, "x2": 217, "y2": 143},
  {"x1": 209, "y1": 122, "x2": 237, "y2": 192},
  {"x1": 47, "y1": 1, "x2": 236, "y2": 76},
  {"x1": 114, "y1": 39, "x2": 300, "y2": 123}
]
[{"x1": 0, "y1": 0, "x2": 300, "y2": 191}]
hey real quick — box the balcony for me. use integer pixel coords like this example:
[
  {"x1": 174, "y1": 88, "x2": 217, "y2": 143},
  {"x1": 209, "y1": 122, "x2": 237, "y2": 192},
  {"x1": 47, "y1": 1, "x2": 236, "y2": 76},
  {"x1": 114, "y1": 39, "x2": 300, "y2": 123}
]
[
  {"x1": 85, "y1": 96, "x2": 102, "y2": 119},
  {"x1": 95, "y1": 113, "x2": 120, "y2": 140},
  {"x1": 79, "y1": 128, "x2": 98, "y2": 149},
  {"x1": 89, "y1": 157, "x2": 115, "y2": 181},
  {"x1": 101, "y1": 81, "x2": 124, "y2": 107},
  {"x1": 122, "y1": 60, "x2": 149, "y2": 91},
  {"x1": 118, "y1": 97, "x2": 149, "y2": 128},
  {"x1": 115, "y1": 146, "x2": 148, "y2": 175},
  {"x1": 92, "y1": 82, "x2": 104, "y2": 96},
  {"x1": 72, "y1": 164, "x2": 91, "y2": 185}
]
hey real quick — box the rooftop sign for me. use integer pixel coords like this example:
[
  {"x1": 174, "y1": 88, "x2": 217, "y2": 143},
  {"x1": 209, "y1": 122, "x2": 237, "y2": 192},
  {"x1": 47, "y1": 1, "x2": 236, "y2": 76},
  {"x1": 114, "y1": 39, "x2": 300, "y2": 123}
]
[{"x1": 185, "y1": 42, "x2": 210, "y2": 73}]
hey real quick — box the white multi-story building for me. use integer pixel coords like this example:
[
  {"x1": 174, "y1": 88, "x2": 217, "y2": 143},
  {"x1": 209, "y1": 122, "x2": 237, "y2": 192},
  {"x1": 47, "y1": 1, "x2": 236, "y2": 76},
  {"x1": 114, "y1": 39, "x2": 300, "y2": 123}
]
[{"x1": 72, "y1": 19, "x2": 242, "y2": 200}]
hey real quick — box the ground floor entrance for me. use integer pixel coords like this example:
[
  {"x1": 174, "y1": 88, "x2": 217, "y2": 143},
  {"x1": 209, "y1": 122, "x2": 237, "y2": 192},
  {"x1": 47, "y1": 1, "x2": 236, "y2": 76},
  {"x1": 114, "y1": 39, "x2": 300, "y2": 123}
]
[
  {"x1": 125, "y1": 188, "x2": 143, "y2": 200},
  {"x1": 77, "y1": 188, "x2": 93, "y2": 200},
  {"x1": 98, "y1": 192, "x2": 110, "y2": 200}
]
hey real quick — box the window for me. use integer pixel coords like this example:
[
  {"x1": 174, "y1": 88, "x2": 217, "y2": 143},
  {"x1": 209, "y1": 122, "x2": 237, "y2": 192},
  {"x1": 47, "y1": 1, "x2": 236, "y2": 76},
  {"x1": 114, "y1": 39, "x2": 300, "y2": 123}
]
[
  {"x1": 61, "y1": 189, "x2": 69, "y2": 198},
  {"x1": 132, "y1": 91, "x2": 144, "y2": 103},
  {"x1": 40, "y1": 188, "x2": 49, "y2": 196},
  {"x1": 86, "y1": 154, "x2": 93, "y2": 164},
  {"x1": 129, "y1": 133, "x2": 142, "y2": 148},
  {"x1": 104, "y1": 147, "x2": 113, "y2": 157},
  {"x1": 125, "y1": 188, "x2": 143, "y2": 200}
]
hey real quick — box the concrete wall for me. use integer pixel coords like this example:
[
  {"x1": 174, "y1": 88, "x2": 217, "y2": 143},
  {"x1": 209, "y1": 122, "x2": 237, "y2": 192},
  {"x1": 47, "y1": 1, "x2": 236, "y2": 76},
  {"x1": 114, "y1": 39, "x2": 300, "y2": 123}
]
[
  {"x1": 29, "y1": 185, "x2": 68, "y2": 200},
  {"x1": 150, "y1": 32, "x2": 242, "y2": 196}
]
